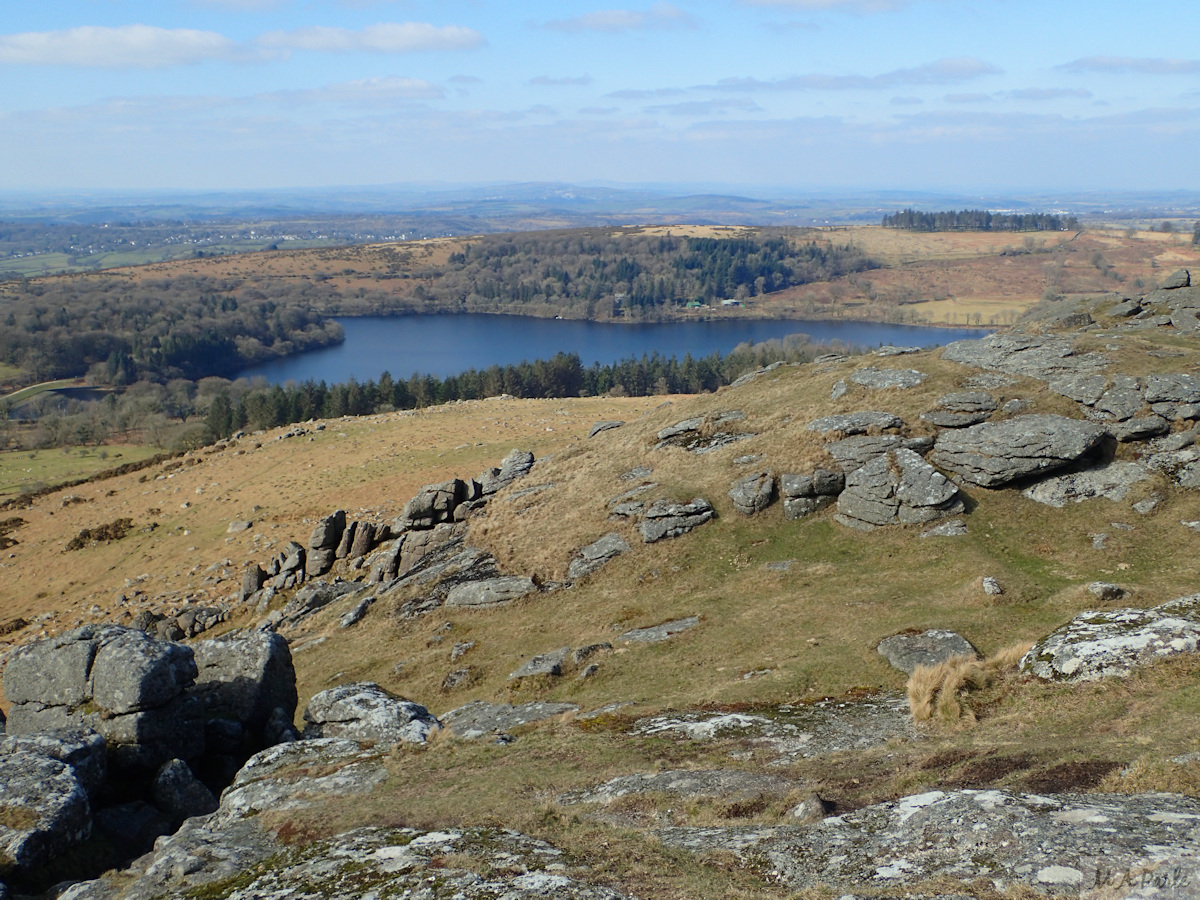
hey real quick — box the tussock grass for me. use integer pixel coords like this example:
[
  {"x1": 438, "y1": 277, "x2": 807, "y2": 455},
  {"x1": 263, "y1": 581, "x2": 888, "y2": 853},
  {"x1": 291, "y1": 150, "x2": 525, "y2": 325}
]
[{"x1": 908, "y1": 642, "x2": 1033, "y2": 725}]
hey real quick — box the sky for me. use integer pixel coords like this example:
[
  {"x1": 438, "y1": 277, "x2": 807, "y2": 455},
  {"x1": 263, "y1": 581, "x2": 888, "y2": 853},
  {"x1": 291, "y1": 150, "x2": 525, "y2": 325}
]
[{"x1": 1, "y1": 0, "x2": 1199, "y2": 194}]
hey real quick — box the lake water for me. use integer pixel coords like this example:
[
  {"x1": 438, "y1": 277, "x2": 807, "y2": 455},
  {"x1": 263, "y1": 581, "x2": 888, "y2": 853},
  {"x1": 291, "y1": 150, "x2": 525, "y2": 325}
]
[{"x1": 239, "y1": 314, "x2": 985, "y2": 384}]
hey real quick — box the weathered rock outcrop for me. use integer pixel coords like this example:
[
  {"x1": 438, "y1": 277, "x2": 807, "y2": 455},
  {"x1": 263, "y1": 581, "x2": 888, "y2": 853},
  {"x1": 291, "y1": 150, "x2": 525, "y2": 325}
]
[
  {"x1": 0, "y1": 752, "x2": 92, "y2": 879},
  {"x1": 1021, "y1": 460, "x2": 1150, "y2": 507},
  {"x1": 303, "y1": 682, "x2": 441, "y2": 745},
  {"x1": 825, "y1": 434, "x2": 933, "y2": 473},
  {"x1": 640, "y1": 498, "x2": 714, "y2": 542},
  {"x1": 659, "y1": 789, "x2": 1200, "y2": 895},
  {"x1": 1021, "y1": 594, "x2": 1200, "y2": 682},
  {"x1": 876, "y1": 630, "x2": 979, "y2": 674},
  {"x1": 835, "y1": 449, "x2": 963, "y2": 530},
  {"x1": 780, "y1": 469, "x2": 843, "y2": 519},
  {"x1": 568, "y1": 533, "x2": 630, "y2": 580},
  {"x1": 942, "y1": 333, "x2": 1108, "y2": 379},
  {"x1": 806, "y1": 411, "x2": 902, "y2": 435},
  {"x1": 189, "y1": 631, "x2": 298, "y2": 750},
  {"x1": 0, "y1": 727, "x2": 107, "y2": 796},
  {"x1": 729, "y1": 470, "x2": 775, "y2": 515},
  {"x1": 929, "y1": 414, "x2": 1108, "y2": 488},
  {"x1": 849, "y1": 367, "x2": 927, "y2": 389},
  {"x1": 441, "y1": 701, "x2": 579, "y2": 740},
  {"x1": 444, "y1": 575, "x2": 537, "y2": 608},
  {"x1": 3, "y1": 625, "x2": 201, "y2": 769}
]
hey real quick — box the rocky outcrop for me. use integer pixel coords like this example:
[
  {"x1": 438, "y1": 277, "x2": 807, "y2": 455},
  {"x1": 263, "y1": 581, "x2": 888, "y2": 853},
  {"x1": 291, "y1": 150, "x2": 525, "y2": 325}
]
[
  {"x1": 150, "y1": 759, "x2": 217, "y2": 824},
  {"x1": 929, "y1": 414, "x2": 1108, "y2": 488},
  {"x1": 920, "y1": 390, "x2": 998, "y2": 428},
  {"x1": 0, "y1": 752, "x2": 92, "y2": 879},
  {"x1": 189, "y1": 631, "x2": 297, "y2": 751},
  {"x1": 0, "y1": 727, "x2": 107, "y2": 796},
  {"x1": 441, "y1": 701, "x2": 579, "y2": 740},
  {"x1": 849, "y1": 367, "x2": 927, "y2": 389},
  {"x1": 400, "y1": 479, "x2": 473, "y2": 530},
  {"x1": 640, "y1": 498, "x2": 714, "y2": 542},
  {"x1": 835, "y1": 449, "x2": 963, "y2": 530},
  {"x1": 658, "y1": 789, "x2": 1200, "y2": 895},
  {"x1": 568, "y1": 533, "x2": 630, "y2": 580},
  {"x1": 806, "y1": 411, "x2": 902, "y2": 435},
  {"x1": 445, "y1": 575, "x2": 537, "y2": 608},
  {"x1": 479, "y1": 448, "x2": 535, "y2": 496},
  {"x1": 619, "y1": 616, "x2": 699, "y2": 643},
  {"x1": 510, "y1": 647, "x2": 572, "y2": 679},
  {"x1": 302, "y1": 682, "x2": 441, "y2": 745},
  {"x1": 825, "y1": 434, "x2": 933, "y2": 474},
  {"x1": 589, "y1": 420, "x2": 624, "y2": 437},
  {"x1": 942, "y1": 333, "x2": 1108, "y2": 380},
  {"x1": 3, "y1": 625, "x2": 201, "y2": 770},
  {"x1": 728, "y1": 470, "x2": 775, "y2": 515},
  {"x1": 558, "y1": 769, "x2": 798, "y2": 808},
  {"x1": 655, "y1": 411, "x2": 754, "y2": 453},
  {"x1": 631, "y1": 695, "x2": 914, "y2": 764},
  {"x1": 1021, "y1": 460, "x2": 1150, "y2": 506},
  {"x1": 876, "y1": 630, "x2": 979, "y2": 674},
  {"x1": 1021, "y1": 594, "x2": 1200, "y2": 682},
  {"x1": 780, "y1": 469, "x2": 843, "y2": 519}
]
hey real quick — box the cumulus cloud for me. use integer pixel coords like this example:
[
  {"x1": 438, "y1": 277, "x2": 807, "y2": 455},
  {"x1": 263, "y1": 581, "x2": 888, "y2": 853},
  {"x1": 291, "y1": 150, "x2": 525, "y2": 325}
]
[
  {"x1": 644, "y1": 97, "x2": 763, "y2": 115},
  {"x1": 1058, "y1": 56, "x2": 1200, "y2": 75},
  {"x1": 528, "y1": 75, "x2": 593, "y2": 86},
  {"x1": 257, "y1": 23, "x2": 485, "y2": 54},
  {"x1": 0, "y1": 25, "x2": 240, "y2": 68},
  {"x1": 708, "y1": 57, "x2": 1000, "y2": 91},
  {"x1": 544, "y1": 3, "x2": 698, "y2": 33}
]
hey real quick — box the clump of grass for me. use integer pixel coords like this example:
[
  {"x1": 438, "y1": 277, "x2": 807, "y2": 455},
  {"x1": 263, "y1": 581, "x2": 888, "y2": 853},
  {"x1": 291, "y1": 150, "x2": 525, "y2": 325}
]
[{"x1": 908, "y1": 642, "x2": 1032, "y2": 725}]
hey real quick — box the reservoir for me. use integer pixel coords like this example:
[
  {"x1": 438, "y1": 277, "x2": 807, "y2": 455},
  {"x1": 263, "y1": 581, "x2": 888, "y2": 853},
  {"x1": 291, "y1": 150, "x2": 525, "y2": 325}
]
[{"x1": 239, "y1": 314, "x2": 984, "y2": 384}]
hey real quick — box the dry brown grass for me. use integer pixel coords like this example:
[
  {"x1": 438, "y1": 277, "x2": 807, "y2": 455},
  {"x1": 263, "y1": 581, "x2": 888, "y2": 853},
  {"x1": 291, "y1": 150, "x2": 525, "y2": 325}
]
[{"x1": 908, "y1": 642, "x2": 1033, "y2": 725}]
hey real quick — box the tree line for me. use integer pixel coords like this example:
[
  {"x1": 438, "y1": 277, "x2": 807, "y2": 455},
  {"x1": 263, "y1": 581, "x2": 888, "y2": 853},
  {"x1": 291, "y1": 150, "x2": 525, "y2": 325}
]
[
  {"x1": 418, "y1": 229, "x2": 877, "y2": 316},
  {"x1": 203, "y1": 333, "x2": 854, "y2": 439},
  {"x1": 881, "y1": 209, "x2": 1081, "y2": 232}
]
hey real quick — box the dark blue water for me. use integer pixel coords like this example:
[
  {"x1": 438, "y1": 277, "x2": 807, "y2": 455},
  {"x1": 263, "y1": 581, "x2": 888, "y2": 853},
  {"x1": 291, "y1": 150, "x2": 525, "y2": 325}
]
[{"x1": 239, "y1": 314, "x2": 984, "y2": 384}]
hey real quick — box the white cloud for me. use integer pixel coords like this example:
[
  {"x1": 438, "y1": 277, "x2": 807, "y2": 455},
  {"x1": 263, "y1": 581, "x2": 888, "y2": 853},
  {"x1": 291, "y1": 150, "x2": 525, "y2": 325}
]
[
  {"x1": 279, "y1": 77, "x2": 447, "y2": 104},
  {"x1": 256, "y1": 23, "x2": 485, "y2": 54},
  {"x1": 528, "y1": 75, "x2": 593, "y2": 87},
  {"x1": 708, "y1": 57, "x2": 1000, "y2": 91},
  {"x1": 544, "y1": 3, "x2": 698, "y2": 33},
  {"x1": 1058, "y1": 56, "x2": 1200, "y2": 75},
  {"x1": 0, "y1": 25, "x2": 239, "y2": 69}
]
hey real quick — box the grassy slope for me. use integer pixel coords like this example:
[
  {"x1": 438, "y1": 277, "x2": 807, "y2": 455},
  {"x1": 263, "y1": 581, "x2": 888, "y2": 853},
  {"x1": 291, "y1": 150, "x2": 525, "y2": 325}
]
[{"x1": 4, "y1": 299, "x2": 1200, "y2": 897}]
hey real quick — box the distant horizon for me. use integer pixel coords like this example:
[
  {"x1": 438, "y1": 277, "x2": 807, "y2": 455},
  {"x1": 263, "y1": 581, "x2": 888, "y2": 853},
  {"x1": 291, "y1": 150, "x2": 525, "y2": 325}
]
[{"x1": 2, "y1": 2, "x2": 1199, "y2": 195}]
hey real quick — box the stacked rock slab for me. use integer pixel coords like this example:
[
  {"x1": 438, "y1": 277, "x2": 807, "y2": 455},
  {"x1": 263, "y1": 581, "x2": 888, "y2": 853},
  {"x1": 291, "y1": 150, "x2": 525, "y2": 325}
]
[
  {"x1": 640, "y1": 498, "x2": 715, "y2": 543},
  {"x1": 728, "y1": 471, "x2": 775, "y2": 515},
  {"x1": 929, "y1": 414, "x2": 1108, "y2": 488},
  {"x1": 3, "y1": 625, "x2": 201, "y2": 770},
  {"x1": 306, "y1": 510, "x2": 346, "y2": 577},
  {"x1": 780, "y1": 470, "x2": 843, "y2": 519},
  {"x1": 188, "y1": 631, "x2": 298, "y2": 752},
  {"x1": 568, "y1": 533, "x2": 630, "y2": 580},
  {"x1": 835, "y1": 449, "x2": 964, "y2": 530}
]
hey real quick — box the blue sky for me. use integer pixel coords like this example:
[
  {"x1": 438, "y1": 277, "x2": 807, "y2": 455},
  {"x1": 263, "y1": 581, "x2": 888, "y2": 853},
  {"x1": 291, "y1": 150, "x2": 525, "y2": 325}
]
[{"x1": 1, "y1": 0, "x2": 1199, "y2": 193}]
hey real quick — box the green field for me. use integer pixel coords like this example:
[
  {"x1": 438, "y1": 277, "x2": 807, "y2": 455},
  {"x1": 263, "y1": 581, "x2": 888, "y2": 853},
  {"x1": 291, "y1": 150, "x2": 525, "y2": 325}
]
[
  {"x1": 0, "y1": 444, "x2": 159, "y2": 496},
  {"x1": 2, "y1": 238, "x2": 352, "y2": 278},
  {"x1": 2, "y1": 379, "x2": 79, "y2": 407}
]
